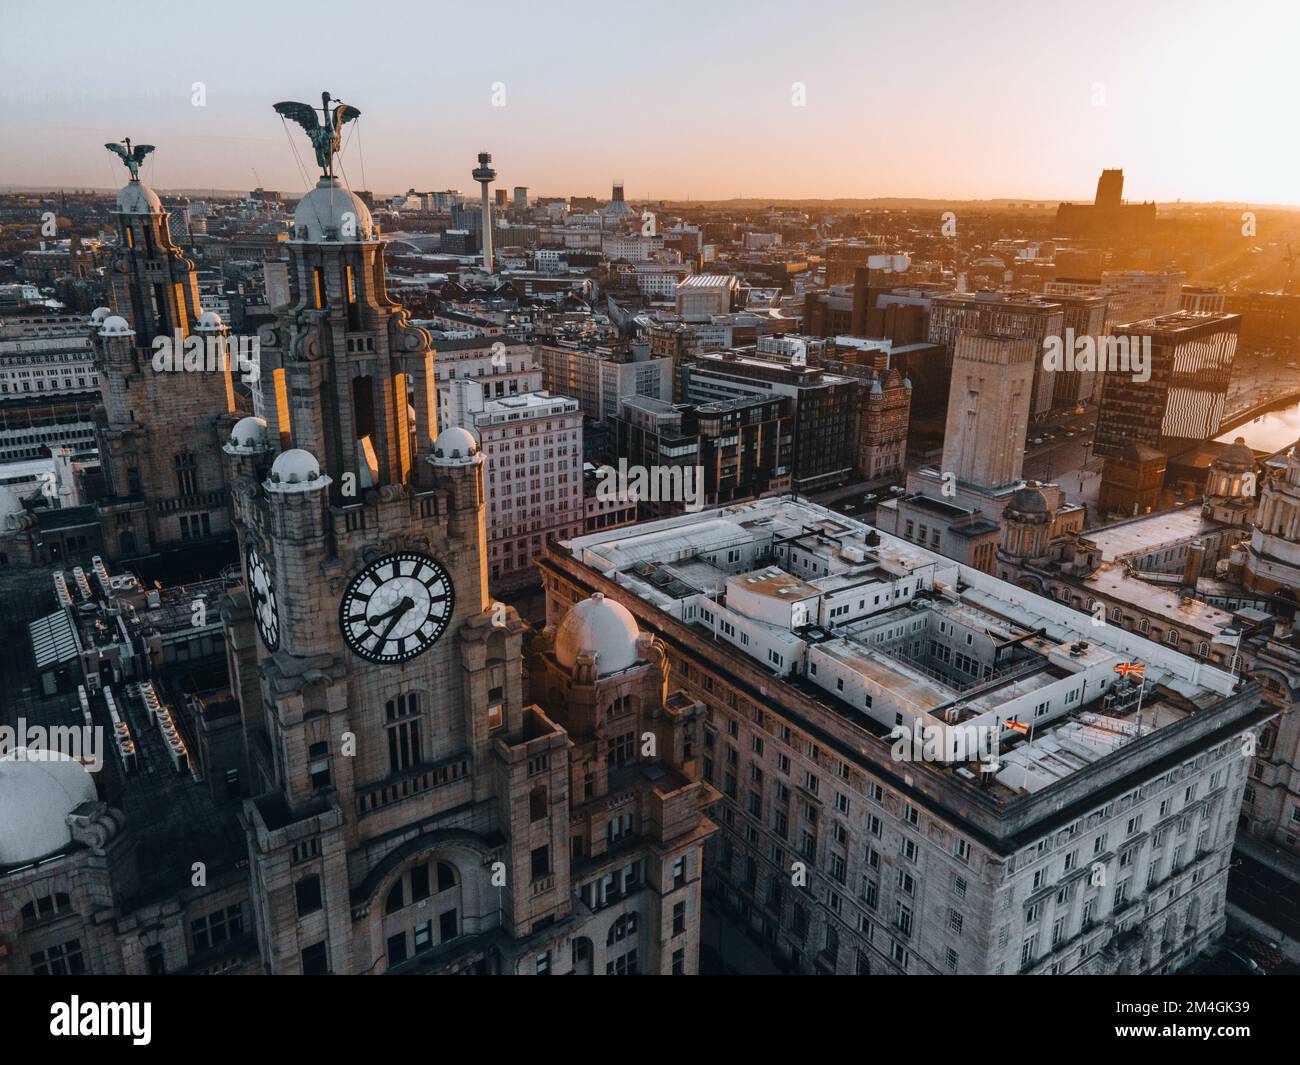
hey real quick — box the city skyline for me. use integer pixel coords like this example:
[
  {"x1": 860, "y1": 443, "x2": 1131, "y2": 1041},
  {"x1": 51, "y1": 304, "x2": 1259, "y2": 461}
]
[
  {"x1": 4, "y1": 0, "x2": 1299, "y2": 205},
  {"x1": 3, "y1": 0, "x2": 1300, "y2": 999}
]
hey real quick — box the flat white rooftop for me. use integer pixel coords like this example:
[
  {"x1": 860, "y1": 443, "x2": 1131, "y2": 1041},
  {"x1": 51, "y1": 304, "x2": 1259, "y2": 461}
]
[{"x1": 560, "y1": 496, "x2": 1241, "y2": 790}]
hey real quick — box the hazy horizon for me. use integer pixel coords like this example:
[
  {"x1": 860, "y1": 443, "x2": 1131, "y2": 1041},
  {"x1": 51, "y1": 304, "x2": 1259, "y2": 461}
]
[{"x1": 3, "y1": 0, "x2": 1297, "y2": 205}]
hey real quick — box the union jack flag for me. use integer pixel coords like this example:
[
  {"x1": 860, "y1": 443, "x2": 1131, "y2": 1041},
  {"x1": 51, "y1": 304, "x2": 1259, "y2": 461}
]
[
  {"x1": 1114, "y1": 661, "x2": 1146, "y2": 679},
  {"x1": 1003, "y1": 719, "x2": 1029, "y2": 734}
]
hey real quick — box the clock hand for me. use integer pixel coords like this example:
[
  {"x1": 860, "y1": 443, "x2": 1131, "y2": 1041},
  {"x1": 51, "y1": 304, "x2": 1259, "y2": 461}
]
[
  {"x1": 367, "y1": 600, "x2": 408, "y2": 626},
  {"x1": 377, "y1": 597, "x2": 415, "y2": 642}
]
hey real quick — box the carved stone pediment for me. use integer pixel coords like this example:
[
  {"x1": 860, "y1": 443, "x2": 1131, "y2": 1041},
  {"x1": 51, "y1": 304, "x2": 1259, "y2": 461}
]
[
  {"x1": 354, "y1": 532, "x2": 434, "y2": 567},
  {"x1": 288, "y1": 322, "x2": 322, "y2": 363}
]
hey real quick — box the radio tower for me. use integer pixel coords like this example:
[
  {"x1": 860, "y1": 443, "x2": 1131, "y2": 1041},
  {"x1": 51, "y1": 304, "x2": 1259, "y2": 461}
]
[{"x1": 472, "y1": 151, "x2": 497, "y2": 274}]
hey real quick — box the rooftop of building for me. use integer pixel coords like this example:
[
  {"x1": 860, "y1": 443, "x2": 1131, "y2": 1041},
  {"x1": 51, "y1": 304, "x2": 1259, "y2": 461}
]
[
  {"x1": 1113, "y1": 309, "x2": 1242, "y2": 336},
  {"x1": 692, "y1": 349, "x2": 855, "y2": 387},
  {"x1": 432, "y1": 335, "x2": 530, "y2": 351},
  {"x1": 1086, "y1": 504, "x2": 1232, "y2": 562},
  {"x1": 555, "y1": 496, "x2": 1244, "y2": 800},
  {"x1": 1, "y1": 561, "x2": 243, "y2": 894},
  {"x1": 618, "y1": 395, "x2": 680, "y2": 417},
  {"x1": 932, "y1": 289, "x2": 1064, "y2": 311},
  {"x1": 677, "y1": 274, "x2": 739, "y2": 291},
  {"x1": 472, "y1": 390, "x2": 579, "y2": 420},
  {"x1": 1067, "y1": 560, "x2": 1235, "y2": 639}
]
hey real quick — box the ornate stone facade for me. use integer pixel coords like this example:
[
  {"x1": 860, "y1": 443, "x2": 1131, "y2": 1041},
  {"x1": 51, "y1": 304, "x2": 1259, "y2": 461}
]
[
  {"x1": 218, "y1": 155, "x2": 715, "y2": 974},
  {"x1": 92, "y1": 169, "x2": 237, "y2": 559}
]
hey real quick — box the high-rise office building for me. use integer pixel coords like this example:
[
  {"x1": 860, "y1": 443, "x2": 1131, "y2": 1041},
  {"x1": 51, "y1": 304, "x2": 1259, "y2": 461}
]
[
  {"x1": 927, "y1": 291, "x2": 1064, "y2": 420},
  {"x1": 1047, "y1": 293, "x2": 1108, "y2": 407},
  {"x1": 537, "y1": 342, "x2": 673, "y2": 422},
  {"x1": 684, "y1": 349, "x2": 859, "y2": 493},
  {"x1": 452, "y1": 387, "x2": 584, "y2": 593},
  {"x1": 1093, "y1": 311, "x2": 1241, "y2": 458},
  {"x1": 612, "y1": 394, "x2": 793, "y2": 516}
]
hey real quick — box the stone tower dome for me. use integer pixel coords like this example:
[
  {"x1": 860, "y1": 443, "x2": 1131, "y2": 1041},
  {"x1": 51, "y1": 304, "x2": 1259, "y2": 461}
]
[{"x1": 555, "y1": 593, "x2": 641, "y2": 677}]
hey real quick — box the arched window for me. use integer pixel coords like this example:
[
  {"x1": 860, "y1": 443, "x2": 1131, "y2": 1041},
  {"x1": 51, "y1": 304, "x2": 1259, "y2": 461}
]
[
  {"x1": 1166, "y1": 629, "x2": 1179, "y2": 645},
  {"x1": 20, "y1": 892, "x2": 70, "y2": 927},
  {"x1": 1137, "y1": 618, "x2": 1150, "y2": 635},
  {"x1": 1197, "y1": 642, "x2": 1209, "y2": 657},
  {"x1": 1111, "y1": 607, "x2": 1122, "y2": 623},
  {"x1": 383, "y1": 859, "x2": 463, "y2": 967},
  {"x1": 606, "y1": 912, "x2": 638, "y2": 946}
]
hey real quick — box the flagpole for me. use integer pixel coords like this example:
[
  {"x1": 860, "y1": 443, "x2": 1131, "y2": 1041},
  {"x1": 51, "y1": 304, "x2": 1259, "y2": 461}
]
[
  {"x1": 1133, "y1": 665, "x2": 1146, "y2": 740},
  {"x1": 1021, "y1": 713, "x2": 1038, "y2": 792}
]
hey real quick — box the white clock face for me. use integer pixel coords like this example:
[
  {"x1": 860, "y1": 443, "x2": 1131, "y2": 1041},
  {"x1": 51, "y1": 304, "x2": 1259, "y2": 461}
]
[
  {"x1": 338, "y1": 551, "x2": 453, "y2": 663},
  {"x1": 246, "y1": 543, "x2": 279, "y2": 651}
]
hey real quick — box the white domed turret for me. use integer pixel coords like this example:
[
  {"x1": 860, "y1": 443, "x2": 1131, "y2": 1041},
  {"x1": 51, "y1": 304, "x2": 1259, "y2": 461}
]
[
  {"x1": 432, "y1": 426, "x2": 480, "y2": 466},
  {"x1": 224, "y1": 416, "x2": 271, "y2": 455},
  {"x1": 292, "y1": 176, "x2": 375, "y2": 242},
  {"x1": 89, "y1": 306, "x2": 111, "y2": 325},
  {"x1": 116, "y1": 181, "x2": 163, "y2": 215},
  {"x1": 194, "y1": 310, "x2": 226, "y2": 333},
  {"x1": 265, "y1": 447, "x2": 331, "y2": 493},
  {"x1": 0, "y1": 750, "x2": 97, "y2": 866},
  {"x1": 99, "y1": 314, "x2": 134, "y2": 338},
  {"x1": 555, "y1": 592, "x2": 641, "y2": 677}
]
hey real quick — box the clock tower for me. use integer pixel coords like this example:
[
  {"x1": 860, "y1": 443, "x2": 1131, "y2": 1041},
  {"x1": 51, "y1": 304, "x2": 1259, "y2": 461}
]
[
  {"x1": 221, "y1": 96, "x2": 716, "y2": 975},
  {"x1": 219, "y1": 97, "x2": 562, "y2": 975},
  {"x1": 94, "y1": 141, "x2": 237, "y2": 558}
]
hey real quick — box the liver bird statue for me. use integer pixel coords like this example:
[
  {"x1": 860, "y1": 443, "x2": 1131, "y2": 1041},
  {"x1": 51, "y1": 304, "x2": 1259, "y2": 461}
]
[
  {"x1": 104, "y1": 138, "x2": 155, "y2": 182},
  {"x1": 274, "y1": 91, "x2": 361, "y2": 178}
]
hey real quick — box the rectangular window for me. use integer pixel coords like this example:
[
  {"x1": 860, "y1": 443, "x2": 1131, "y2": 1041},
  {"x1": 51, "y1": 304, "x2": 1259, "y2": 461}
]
[
  {"x1": 30, "y1": 939, "x2": 86, "y2": 976},
  {"x1": 301, "y1": 942, "x2": 328, "y2": 975},
  {"x1": 308, "y1": 741, "x2": 331, "y2": 789},
  {"x1": 387, "y1": 718, "x2": 422, "y2": 774},
  {"x1": 295, "y1": 875, "x2": 322, "y2": 917},
  {"x1": 387, "y1": 932, "x2": 407, "y2": 966}
]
